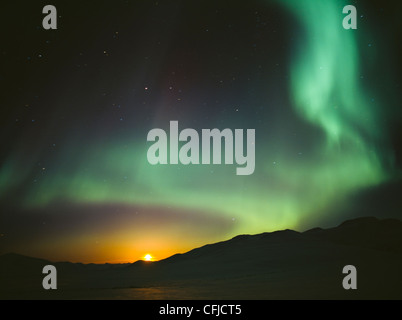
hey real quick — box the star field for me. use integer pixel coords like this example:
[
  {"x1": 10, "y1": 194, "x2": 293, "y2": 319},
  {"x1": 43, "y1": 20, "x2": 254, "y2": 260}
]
[{"x1": 0, "y1": 0, "x2": 401, "y2": 263}]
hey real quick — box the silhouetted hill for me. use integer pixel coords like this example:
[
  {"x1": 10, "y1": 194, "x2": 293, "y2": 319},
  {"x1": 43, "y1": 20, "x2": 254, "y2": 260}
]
[
  {"x1": 303, "y1": 217, "x2": 402, "y2": 254},
  {"x1": 1, "y1": 216, "x2": 402, "y2": 299},
  {"x1": 144, "y1": 217, "x2": 402, "y2": 269},
  {"x1": 303, "y1": 227, "x2": 323, "y2": 234},
  {"x1": 155, "y1": 229, "x2": 304, "y2": 266},
  {"x1": 0, "y1": 253, "x2": 51, "y2": 275}
]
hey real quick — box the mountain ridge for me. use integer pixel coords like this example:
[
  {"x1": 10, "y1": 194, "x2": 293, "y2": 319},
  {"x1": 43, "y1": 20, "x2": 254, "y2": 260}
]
[
  {"x1": 1, "y1": 216, "x2": 402, "y2": 265},
  {"x1": 1, "y1": 216, "x2": 402, "y2": 299}
]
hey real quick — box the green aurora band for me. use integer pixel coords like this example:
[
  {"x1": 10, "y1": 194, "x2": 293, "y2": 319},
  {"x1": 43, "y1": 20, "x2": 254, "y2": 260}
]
[{"x1": 1, "y1": 0, "x2": 393, "y2": 235}]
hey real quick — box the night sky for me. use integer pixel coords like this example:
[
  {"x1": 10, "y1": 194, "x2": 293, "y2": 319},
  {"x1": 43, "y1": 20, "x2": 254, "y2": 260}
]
[{"x1": 0, "y1": 0, "x2": 401, "y2": 263}]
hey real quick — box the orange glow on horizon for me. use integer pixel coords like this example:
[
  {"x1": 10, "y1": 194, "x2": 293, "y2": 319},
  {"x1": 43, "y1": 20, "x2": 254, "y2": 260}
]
[
  {"x1": 15, "y1": 237, "x2": 200, "y2": 264},
  {"x1": 9, "y1": 222, "x2": 230, "y2": 264}
]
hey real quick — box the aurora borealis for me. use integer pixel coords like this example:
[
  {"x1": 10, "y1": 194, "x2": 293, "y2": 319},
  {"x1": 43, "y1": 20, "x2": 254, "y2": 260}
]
[{"x1": 0, "y1": 0, "x2": 401, "y2": 263}]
